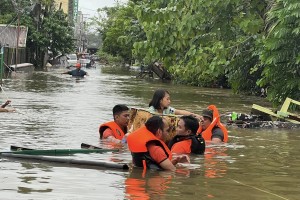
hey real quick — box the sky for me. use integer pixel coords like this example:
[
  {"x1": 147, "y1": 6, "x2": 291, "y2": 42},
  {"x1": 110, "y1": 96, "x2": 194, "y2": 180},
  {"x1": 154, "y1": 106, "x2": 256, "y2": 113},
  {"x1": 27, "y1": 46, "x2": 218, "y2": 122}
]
[{"x1": 78, "y1": 0, "x2": 128, "y2": 18}]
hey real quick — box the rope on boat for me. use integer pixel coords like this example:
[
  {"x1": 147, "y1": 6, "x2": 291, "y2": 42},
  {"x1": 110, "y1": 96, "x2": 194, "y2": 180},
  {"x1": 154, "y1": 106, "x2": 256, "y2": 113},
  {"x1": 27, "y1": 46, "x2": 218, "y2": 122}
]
[{"x1": 228, "y1": 178, "x2": 289, "y2": 200}]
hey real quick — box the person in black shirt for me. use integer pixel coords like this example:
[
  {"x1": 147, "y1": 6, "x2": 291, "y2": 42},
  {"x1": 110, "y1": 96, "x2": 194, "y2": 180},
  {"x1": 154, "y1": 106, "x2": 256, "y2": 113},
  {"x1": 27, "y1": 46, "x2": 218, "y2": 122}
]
[{"x1": 62, "y1": 63, "x2": 88, "y2": 77}]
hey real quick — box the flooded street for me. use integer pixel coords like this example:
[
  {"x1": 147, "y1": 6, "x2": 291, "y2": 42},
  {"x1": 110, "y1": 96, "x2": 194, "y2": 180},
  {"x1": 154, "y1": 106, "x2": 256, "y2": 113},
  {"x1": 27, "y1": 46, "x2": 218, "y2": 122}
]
[{"x1": 0, "y1": 65, "x2": 299, "y2": 200}]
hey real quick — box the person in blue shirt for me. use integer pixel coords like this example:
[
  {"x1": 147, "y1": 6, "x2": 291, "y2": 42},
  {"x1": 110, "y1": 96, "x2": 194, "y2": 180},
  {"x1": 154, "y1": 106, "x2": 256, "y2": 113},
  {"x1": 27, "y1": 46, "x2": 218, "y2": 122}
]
[{"x1": 62, "y1": 63, "x2": 88, "y2": 77}]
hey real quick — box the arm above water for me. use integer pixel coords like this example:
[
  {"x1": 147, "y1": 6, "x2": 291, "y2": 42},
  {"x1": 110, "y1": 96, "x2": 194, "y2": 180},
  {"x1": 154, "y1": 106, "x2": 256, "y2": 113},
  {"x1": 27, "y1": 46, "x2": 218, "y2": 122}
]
[
  {"x1": 103, "y1": 128, "x2": 122, "y2": 143},
  {"x1": 160, "y1": 154, "x2": 190, "y2": 171},
  {"x1": 0, "y1": 108, "x2": 9, "y2": 112},
  {"x1": 159, "y1": 158, "x2": 176, "y2": 171},
  {"x1": 147, "y1": 143, "x2": 189, "y2": 171},
  {"x1": 1, "y1": 100, "x2": 11, "y2": 108},
  {"x1": 175, "y1": 109, "x2": 202, "y2": 119},
  {"x1": 147, "y1": 143, "x2": 175, "y2": 170},
  {"x1": 0, "y1": 100, "x2": 15, "y2": 112},
  {"x1": 210, "y1": 128, "x2": 224, "y2": 144},
  {"x1": 106, "y1": 136, "x2": 122, "y2": 143},
  {"x1": 61, "y1": 71, "x2": 71, "y2": 75}
]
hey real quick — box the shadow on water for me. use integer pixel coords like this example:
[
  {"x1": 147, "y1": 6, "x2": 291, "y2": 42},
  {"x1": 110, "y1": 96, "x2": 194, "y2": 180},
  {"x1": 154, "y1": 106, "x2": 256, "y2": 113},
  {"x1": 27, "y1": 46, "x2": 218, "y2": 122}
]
[{"x1": 0, "y1": 64, "x2": 299, "y2": 199}]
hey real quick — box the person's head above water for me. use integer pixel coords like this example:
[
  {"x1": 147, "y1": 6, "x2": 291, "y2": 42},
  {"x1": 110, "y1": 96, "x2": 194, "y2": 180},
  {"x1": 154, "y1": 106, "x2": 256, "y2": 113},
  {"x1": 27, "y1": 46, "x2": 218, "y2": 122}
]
[
  {"x1": 149, "y1": 89, "x2": 170, "y2": 110},
  {"x1": 75, "y1": 63, "x2": 81, "y2": 68}
]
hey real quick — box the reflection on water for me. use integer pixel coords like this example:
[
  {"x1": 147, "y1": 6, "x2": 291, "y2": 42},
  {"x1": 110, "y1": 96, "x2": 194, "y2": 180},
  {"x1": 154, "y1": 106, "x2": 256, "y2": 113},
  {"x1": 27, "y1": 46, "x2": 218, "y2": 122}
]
[
  {"x1": 125, "y1": 170, "x2": 174, "y2": 200},
  {"x1": 0, "y1": 65, "x2": 299, "y2": 199}
]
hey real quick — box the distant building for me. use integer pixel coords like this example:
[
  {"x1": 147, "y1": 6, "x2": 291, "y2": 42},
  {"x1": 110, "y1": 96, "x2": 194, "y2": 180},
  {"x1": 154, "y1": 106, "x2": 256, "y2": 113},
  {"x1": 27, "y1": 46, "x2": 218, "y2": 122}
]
[
  {"x1": 54, "y1": 0, "x2": 78, "y2": 25},
  {"x1": 74, "y1": 11, "x2": 88, "y2": 53}
]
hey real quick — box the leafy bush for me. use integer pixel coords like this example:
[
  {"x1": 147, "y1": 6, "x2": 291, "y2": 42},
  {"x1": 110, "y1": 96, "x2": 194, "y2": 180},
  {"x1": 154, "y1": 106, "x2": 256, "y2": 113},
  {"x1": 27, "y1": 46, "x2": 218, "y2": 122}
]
[{"x1": 97, "y1": 51, "x2": 124, "y2": 65}]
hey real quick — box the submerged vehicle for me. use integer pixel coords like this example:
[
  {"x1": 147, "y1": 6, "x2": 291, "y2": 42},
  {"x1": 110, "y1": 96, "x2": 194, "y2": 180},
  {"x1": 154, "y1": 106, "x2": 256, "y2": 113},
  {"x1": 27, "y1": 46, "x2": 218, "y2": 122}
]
[
  {"x1": 78, "y1": 53, "x2": 91, "y2": 67},
  {"x1": 66, "y1": 54, "x2": 78, "y2": 67}
]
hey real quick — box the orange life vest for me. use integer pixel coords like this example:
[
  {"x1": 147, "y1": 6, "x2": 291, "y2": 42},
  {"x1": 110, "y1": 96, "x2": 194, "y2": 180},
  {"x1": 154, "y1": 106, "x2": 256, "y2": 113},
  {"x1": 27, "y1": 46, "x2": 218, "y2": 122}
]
[
  {"x1": 127, "y1": 126, "x2": 172, "y2": 169},
  {"x1": 99, "y1": 121, "x2": 125, "y2": 140},
  {"x1": 125, "y1": 173, "x2": 172, "y2": 199},
  {"x1": 197, "y1": 105, "x2": 228, "y2": 142},
  {"x1": 171, "y1": 140, "x2": 192, "y2": 154},
  {"x1": 169, "y1": 134, "x2": 205, "y2": 154},
  {"x1": 204, "y1": 147, "x2": 228, "y2": 178}
]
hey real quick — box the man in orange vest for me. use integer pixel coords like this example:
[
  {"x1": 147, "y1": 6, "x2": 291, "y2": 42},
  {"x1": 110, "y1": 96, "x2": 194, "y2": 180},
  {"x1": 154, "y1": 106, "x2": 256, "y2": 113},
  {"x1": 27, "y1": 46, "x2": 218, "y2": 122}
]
[
  {"x1": 168, "y1": 115, "x2": 205, "y2": 154},
  {"x1": 99, "y1": 104, "x2": 130, "y2": 143},
  {"x1": 127, "y1": 115, "x2": 189, "y2": 171},
  {"x1": 198, "y1": 106, "x2": 228, "y2": 143}
]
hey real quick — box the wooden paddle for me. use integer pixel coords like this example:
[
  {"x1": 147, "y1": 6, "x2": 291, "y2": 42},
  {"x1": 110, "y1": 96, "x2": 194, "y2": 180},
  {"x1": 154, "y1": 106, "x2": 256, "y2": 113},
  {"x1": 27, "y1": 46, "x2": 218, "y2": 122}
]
[
  {"x1": 10, "y1": 145, "x2": 33, "y2": 151},
  {"x1": 80, "y1": 143, "x2": 102, "y2": 149}
]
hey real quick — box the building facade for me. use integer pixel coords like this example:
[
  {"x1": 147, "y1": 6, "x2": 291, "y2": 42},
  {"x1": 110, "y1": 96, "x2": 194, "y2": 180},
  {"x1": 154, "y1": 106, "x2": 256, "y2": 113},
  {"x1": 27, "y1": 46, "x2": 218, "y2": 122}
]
[
  {"x1": 74, "y1": 11, "x2": 87, "y2": 53},
  {"x1": 55, "y1": 0, "x2": 78, "y2": 25}
]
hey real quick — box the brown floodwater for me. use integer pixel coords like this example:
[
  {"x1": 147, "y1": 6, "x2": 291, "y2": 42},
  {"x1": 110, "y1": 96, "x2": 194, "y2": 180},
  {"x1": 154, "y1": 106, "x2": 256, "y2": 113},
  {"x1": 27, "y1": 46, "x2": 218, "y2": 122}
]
[{"x1": 0, "y1": 64, "x2": 299, "y2": 200}]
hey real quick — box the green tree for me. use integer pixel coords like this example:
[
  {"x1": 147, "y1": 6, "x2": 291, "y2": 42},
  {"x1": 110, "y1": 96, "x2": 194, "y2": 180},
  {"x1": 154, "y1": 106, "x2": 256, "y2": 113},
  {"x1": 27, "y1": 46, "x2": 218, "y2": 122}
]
[
  {"x1": 259, "y1": 0, "x2": 300, "y2": 105},
  {"x1": 0, "y1": 0, "x2": 15, "y2": 24},
  {"x1": 93, "y1": 2, "x2": 146, "y2": 64},
  {"x1": 133, "y1": 0, "x2": 267, "y2": 90},
  {"x1": 24, "y1": 1, "x2": 75, "y2": 68},
  {"x1": 42, "y1": 9, "x2": 75, "y2": 58},
  {"x1": 88, "y1": 0, "x2": 298, "y2": 105}
]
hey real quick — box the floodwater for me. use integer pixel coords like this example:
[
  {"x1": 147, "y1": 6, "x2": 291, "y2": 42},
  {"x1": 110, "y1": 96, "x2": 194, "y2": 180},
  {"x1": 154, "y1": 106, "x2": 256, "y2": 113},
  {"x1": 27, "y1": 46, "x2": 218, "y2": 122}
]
[{"x1": 0, "y1": 65, "x2": 299, "y2": 200}]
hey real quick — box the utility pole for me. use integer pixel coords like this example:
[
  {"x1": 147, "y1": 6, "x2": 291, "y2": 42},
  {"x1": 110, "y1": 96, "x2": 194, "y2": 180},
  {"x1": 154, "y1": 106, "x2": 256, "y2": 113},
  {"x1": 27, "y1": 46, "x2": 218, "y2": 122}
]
[
  {"x1": 0, "y1": 43, "x2": 3, "y2": 88},
  {"x1": 15, "y1": 13, "x2": 20, "y2": 72},
  {"x1": 81, "y1": 14, "x2": 89, "y2": 53},
  {"x1": 11, "y1": 0, "x2": 21, "y2": 72}
]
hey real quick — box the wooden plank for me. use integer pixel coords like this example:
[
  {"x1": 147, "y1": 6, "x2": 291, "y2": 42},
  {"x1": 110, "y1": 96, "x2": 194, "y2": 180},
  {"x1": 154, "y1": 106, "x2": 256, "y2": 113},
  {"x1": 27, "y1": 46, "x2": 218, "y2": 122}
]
[
  {"x1": 252, "y1": 104, "x2": 300, "y2": 124},
  {"x1": 290, "y1": 98, "x2": 300, "y2": 106},
  {"x1": 251, "y1": 104, "x2": 280, "y2": 118},
  {"x1": 279, "y1": 98, "x2": 292, "y2": 113},
  {"x1": 150, "y1": 64, "x2": 172, "y2": 80},
  {"x1": 278, "y1": 98, "x2": 300, "y2": 120},
  {"x1": 288, "y1": 114, "x2": 300, "y2": 122}
]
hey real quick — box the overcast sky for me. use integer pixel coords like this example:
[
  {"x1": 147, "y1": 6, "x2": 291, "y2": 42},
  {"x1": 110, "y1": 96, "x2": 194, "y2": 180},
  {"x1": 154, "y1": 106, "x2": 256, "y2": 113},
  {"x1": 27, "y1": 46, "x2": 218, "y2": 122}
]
[{"x1": 78, "y1": 0, "x2": 128, "y2": 18}]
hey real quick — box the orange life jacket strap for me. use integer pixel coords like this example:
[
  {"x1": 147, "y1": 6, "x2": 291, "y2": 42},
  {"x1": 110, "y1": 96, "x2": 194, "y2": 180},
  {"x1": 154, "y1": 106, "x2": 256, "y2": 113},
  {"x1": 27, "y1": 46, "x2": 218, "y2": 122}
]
[{"x1": 142, "y1": 160, "x2": 147, "y2": 178}]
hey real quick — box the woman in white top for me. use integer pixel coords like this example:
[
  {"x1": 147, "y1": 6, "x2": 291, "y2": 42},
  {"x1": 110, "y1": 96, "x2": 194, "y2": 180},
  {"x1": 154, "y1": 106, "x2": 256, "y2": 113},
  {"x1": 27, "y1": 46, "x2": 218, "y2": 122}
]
[{"x1": 148, "y1": 89, "x2": 200, "y2": 117}]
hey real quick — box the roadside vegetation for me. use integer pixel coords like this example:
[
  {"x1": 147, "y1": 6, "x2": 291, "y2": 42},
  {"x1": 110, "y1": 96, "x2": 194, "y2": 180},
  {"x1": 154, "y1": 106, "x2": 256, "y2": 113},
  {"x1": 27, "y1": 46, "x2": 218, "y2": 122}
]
[
  {"x1": 92, "y1": 0, "x2": 300, "y2": 106},
  {"x1": 1, "y1": 0, "x2": 299, "y2": 106}
]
